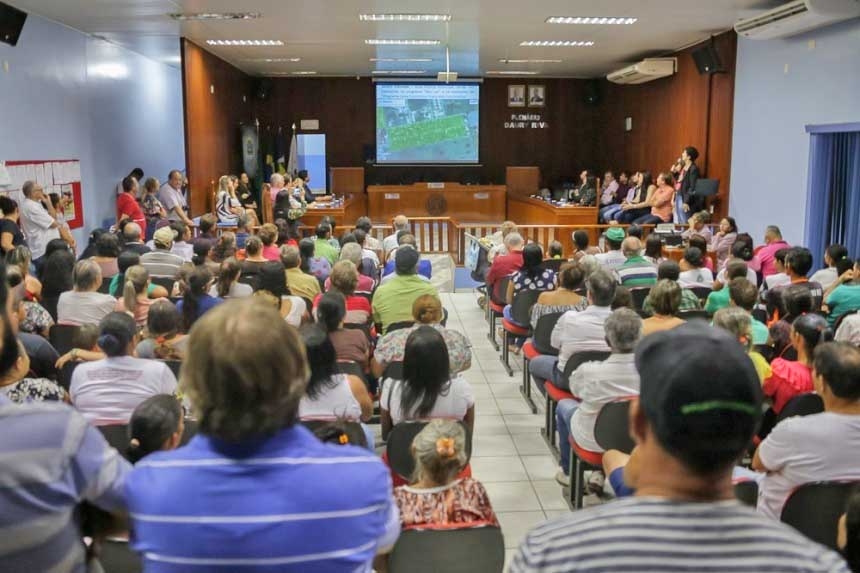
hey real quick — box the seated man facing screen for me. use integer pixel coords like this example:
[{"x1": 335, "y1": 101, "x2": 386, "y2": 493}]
[
  {"x1": 381, "y1": 233, "x2": 432, "y2": 283},
  {"x1": 511, "y1": 323, "x2": 849, "y2": 573},
  {"x1": 372, "y1": 246, "x2": 438, "y2": 334}
]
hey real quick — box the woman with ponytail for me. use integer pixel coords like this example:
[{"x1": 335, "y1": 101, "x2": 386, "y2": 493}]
[
  {"x1": 393, "y1": 419, "x2": 497, "y2": 529},
  {"x1": 127, "y1": 394, "x2": 184, "y2": 464},
  {"x1": 70, "y1": 312, "x2": 178, "y2": 425},
  {"x1": 176, "y1": 267, "x2": 222, "y2": 332},
  {"x1": 209, "y1": 257, "x2": 252, "y2": 299},
  {"x1": 764, "y1": 313, "x2": 834, "y2": 415},
  {"x1": 315, "y1": 291, "x2": 369, "y2": 369},
  {"x1": 118, "y1": 265, "x2": 154, "y2": 326}
]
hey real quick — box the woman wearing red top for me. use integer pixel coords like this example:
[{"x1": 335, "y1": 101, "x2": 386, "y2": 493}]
[
  {"x1": 116, "y1": 175, "x2": 146, "y2": 238},
  {"x1": 633, "y1": 172, "x2": 675, "y2": 225},
  {"x1": 763, "y1": 313, "x2": 833, "y2": 414}
]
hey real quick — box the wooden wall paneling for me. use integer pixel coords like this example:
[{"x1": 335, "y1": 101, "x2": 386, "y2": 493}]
[{"x1": 705, "y1": 33, "x2": 738, "y2": 219}]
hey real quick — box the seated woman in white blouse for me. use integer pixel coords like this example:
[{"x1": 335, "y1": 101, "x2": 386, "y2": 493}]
[
  {"x1": 678, "y1": 246, "x2": 714, "y2": 287},
  {"x1": 380, "y1": 325, "x2": 475, "y2": 441}
]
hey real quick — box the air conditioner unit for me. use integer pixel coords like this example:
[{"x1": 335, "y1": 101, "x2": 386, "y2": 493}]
[
  {"x1": 734, "y1": 0, "x2": 860, "y2": 40},
  {"x1": 607, "y1": 58, "x2": 677, "y2": 85}
]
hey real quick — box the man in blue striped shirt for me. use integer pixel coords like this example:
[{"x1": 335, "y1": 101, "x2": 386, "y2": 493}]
[
  {"x1": 126, "y1": 299, "x2": 399, "y2": 572},
  {"x1": 512, "y1": 323, "x2": 849, "y2": 573}
]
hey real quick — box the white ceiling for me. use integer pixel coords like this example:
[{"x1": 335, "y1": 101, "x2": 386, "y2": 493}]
[{"x1": 9, "y1": 0, "x2": 786, "y2": 77}]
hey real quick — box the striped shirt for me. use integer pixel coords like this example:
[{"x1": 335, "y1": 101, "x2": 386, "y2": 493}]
[
  {"x1": 510, "y1": 497, "x2": 849, "y2": 573},
  {"x1": 615, "y1": 256, "x2": 658, "y2": 287},
  {"x1": 126, "y1": 424, "x2": 400, "y2": 572},
  {"x1": 0, "y1": 395, "x2": 130, "y2": 573}
]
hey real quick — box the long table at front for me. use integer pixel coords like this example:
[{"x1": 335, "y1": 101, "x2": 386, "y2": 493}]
[
  {"x1": 366, "y1": 183, "x2": 506, "y2": 223},
  {"x1": 506, "y1": 195, "x2": 599, "y2": 253},
  {"x1": 300, "y1": 193, "x2": 367, "y2": 229}
]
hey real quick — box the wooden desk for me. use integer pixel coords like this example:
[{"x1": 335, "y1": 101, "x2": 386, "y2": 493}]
[
  {"x1": 662, "y1": 246, "x2": 717, "y2": 268},
  {"x1": 301, "y1": 193, "x2": 367, "y2": 230},
  {"x1": 366, "y1": 183, "x2": 506, "y2": 223},
  {"x1": 507, "y1": 195, "x2": 599, "y2": 253}
]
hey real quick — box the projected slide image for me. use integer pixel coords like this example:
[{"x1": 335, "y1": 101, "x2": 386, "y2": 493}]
[{"x1": 376, "y1": 84, "x2": 479, "y2": 164}]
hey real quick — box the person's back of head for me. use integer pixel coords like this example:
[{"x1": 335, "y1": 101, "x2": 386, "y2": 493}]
[
  {"x1": 393, "y1": 214, "x2": 409, "y2": 232},
  {"x1": 635, "y1": 322, "x2": 762, "y2": 476},
  {"x1": 521, "y1": 243, "x2": 543, "y2": 276},
  {"x1": 836, "y1": 258, "x2": 855, "y2": 278},
  {"x1": 198, "y1": 214, "x2": 217, "y2": 235},
  {"x1": 579, "y1": 255, "x2": 599, "y2": 280},
  {"x1": 813, "y1": 342, "x2": 860, "y2": 402},
  {"x1": 280, "y1": 245, "x2": 301, "y2": 269},
  {"x1": 122, "y1": 175, "x2": 137, "y2": 194},
  {"x1": 130, "y1": 167, "x2": 144, "y2": 180},
  {"x1": 401, "y1": 325, "x2": 451, "y2": 419},
  {"x1": 72, "y1": 323, "x2": 100, "y2": 352},
  {"x1": 258, "y1": 223, "x2": 278, "y2": 246},
  {"x1": 96, "y1": 234, "x2": 120, "y2": 258},
  {"x1": 765, "y1": 225, "x2": 783, "y2": 242},
  {"x1": 143, "y1": 177, "x2": 159, "y2": 194},
  {"x1": 395, "y1": 246, "x2": 420, "y2": 276},
  {"x1": 548, "y1": 241, "x2": 563, "y2": 259},
  {"x1": 782, "y1": 283, "x2": 814, "y2": 321},
  {"x1": 586, "y1": 269, "x2": 617, "y2": 307},
  {"x1": 127, "y1": 394, "x2": 183, "y2": 463},
  {"x1": 191, "y1": 241, "x2": 212, "y2": 267},
  {"x1": 728, "y1": 278, "x2": 757, "y2": 312},
  {"x1": 183, "y1": 299, "x2": 309, "y2": 441},
  {"x1": 725, "y1": 258, "x2": 749, "y2": 281},
  {"x1": 146, "y1": 299, "x2": 181, "y2": 338},
  {"x1": 299, "y1": 238, "x2": 316, "y2": 260},
  {"x1": 504, "y1": 232, "x2": 524, "y2": 251},
  {"x1": 683, "y1": 246, "x2": 704, "y2": 269},
  {"x1": 412, "y1": 294, "x2": 442, "y2": 325},
  {"x1": 605, "y1": 308, "x2": 642, "y2": 353},
  {"x1": 611, "y1": 286, "x2": 633, "y2": 310},
  {"x1": 657, "y1": 260, "x2": 681, "y2": 282},
  {"x1": 627, "y1": 224, "x2": 643, "y2": 239},
  {"x1": 647, "y1": 279, "x2": 681, "y2": 317},
  {"x1": 340, "y1": 232, "x2": 357, "y2": 247},
  {"x1": 353, "y1": 228, "x2": 367, "y2": 248},
  {"x1": 645, "y1": 235, "x2": 663, "y2": 259},
  {"x1": 713, "y1": 306, "x2": 753, "y2": 350},
  {"x1": 411, "y1": 419, "x2": 468, "y2": 485},
  {"x1": 316, "y1": 291, "x2": 346, "y2": 333},
  {"x1": 687, "y1": 234, "x2": 707, "y2": 255},
  {"x1": 339, "y1": 242, "x2": 362, "y2": 267},
  {"x1": 6, "y1": 245, "x2": 31, "y2": 274},
  {"x1": 170, "y1": 221, "x2": 188, "y2": 243},
  {"x1": 786, "y1": 246, "x2": 813, "y2": 278},
  {"x1": 572, "y1": 230, "x2": 589, "y2": 251},
  {"x1": 182, "y1": 267, "x2": 212, "y2": 331},
  {"x1": 122, "y1": 265, "x2": 149, "y2": 310},
  {"x1": 330, "y1": 260, "x2": 358, "y2": 295},
  {"x1": 245, "y1": 236, "x2": 263, "y2": 257},
  {"x1": 621, "y1": 237, "x2": 642, "y2": 259},
  {"x1": 73, "y1": 259, "x2": 102, "y2": 292},
  {"x1": 123, "y1": 222, "x2": 142, "y2": 243},
  {"x1": 316, "y1": 223, "x2": 331, "y2": 240},
  {"x1": 731, "y1": 239, "x2": 753, "y2": 262},
  {"x1": 792, "y1": 313, "x2": 833, "y2": 358},
  {"x1": 355, "y1": 216, "x2": 372, "y2": 234},
  {"x1": 558, "y1": 262, "x2": 585, "y2": 291},
  {"x1": 397, "y1": 232, "x2": 416, "y2": 248},
  {"x1": 826, "y1": 244, "x2": 848, "y2": 267},
  {"x1": 152, "y1": 227, "x2": 175, "y2": 251},
  {"x1": 212, "y1": 233, "x2": 236, "y2": 263},
  {"x1": 300, "y1": 324, "x2": 339, "y2": 399},
  {"x1": 41, "y1": 249, "x2": 75, "y2": 296},
  {"x1": 258, "y1": 261, "x2": 288, "y2": 298},
  {"x1": 216, "y1": 258, "x2": 241, "y2": 298},
  {"x1": 98, "y1": 312, "x2": 138, "y2": 357}
]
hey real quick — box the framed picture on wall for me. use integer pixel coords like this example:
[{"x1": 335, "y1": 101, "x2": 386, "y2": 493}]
[
  {"x1": 508, "y1": 84, "x2": 526, "y2": 107},
  {"x1": 528, "y1": 85, "x2": 546, "y2": 107}
]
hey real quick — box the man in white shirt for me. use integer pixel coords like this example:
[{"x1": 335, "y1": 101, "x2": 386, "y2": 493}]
[
  {"x1": 595, "y1": 227, "x2": 626, "y2": 270},
  {"x1": 529, "y1": 269, "x2": 616, "y2": 389},
  {"x1": 57, "y1": 260, "x2": 119, "y2": 325},
  {"x1": 141, "y1": 226, "x2": 186, "y2": 278},
  {"x1": 753, "y1": 342, "x2": 860, "y2": 519},
  {"x1": 115, "y1": 167, "x2": 144, "y2": 196},
  {"x1": 158, "y1": 169, "x2": 193, "y2": 226},
  {"x1": 555, "y1": 308, "x2": 642, "y2": 486},
  {"x1": 383, "y1": 214, "x2": 409, "y2": 259},
  {"x1": 355, "y1": 216, "x2": 382, "y2": 257},
  {"x1": 19, "y1": 180, "x2": 61, "y2": 264}
]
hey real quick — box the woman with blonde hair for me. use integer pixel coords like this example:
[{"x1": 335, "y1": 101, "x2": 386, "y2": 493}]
[
  {"x1": 118, "y1": 265, "x2": 154, "y2": 326},
  {"x1": 642, "y1": 279, "x2": 686, "y2": 336},
  {"x1": 394, "y1": 420, "x2": 498, "y2": 529},
  {"x1": 215, "y1": 175, "x2": 243, "y2": 224},
  {"x1": 372, "y1": 294, "x2": 471, "y2": 377}
]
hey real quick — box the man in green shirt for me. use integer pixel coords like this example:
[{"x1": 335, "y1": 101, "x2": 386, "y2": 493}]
[
  {"x1": 372, "y1": 246, "x2": 438, "y2": 333},
  {"x1": 705, "y1": 259, "x2": 749, "y2": 315},
  {"x1": 313, "y1": 223, "x2": 339, "y2": 266},
  {"x1": 615, "y1": 237, "x2": 658, "y2": 287},
  {"x1": 824, "y1": 260, "x2": 860, "y2": 327}
]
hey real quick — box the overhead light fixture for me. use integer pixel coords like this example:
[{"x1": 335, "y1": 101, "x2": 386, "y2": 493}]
[
  {"x1": 246, "y1": 58, "x2": 302, "y2": 62},
  {"x1": 486, "y1": 70, "x2": 539, "y2": 75},
  {"x1": 499, "y1": 58, "x2": 562, "y2": 64},
  {"x1": 170, "y1": 12, "x2": 260, "y2": 21},
  {"x1": 88, "y1": 62, "x2": 130, "y2": 79},
  {"x1": 365, "y1": 39, "x2": 440, "y2": 46},
  {"x1": 292, "y1": 71, "x2": 317, "y2": 75},
  {"x1": 372, "y1": 70, "x2": 427, "y2": 75},
  {"x1": 546, "y1": 16, "x2": 637, "y2": 25},
  {"x1": 360, "y1": 13, "x2": 451, "y2": 22},
  {"x1": 206, "y1": 40, "x2": 284, "y2": 46},
  {"x1": 519, "y1": 40, "x2": 594, "y2": 47},
  {"x1": 370, "y1": 58, "x2": 433, "y2": 63}
]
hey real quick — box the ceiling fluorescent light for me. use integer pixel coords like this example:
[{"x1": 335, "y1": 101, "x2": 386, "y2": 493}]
[
  {"x1": 365, "y1": 39, "x2": 440, "y2": 46},
  {"x1": 370, "y1": 58, "x2": 433, "y2": 63},
  {"x1": 360, "y1": 14, "x2": 451, "y2": 22},
  {"x1": 499, "y1": 58, "x2": 562, "y2": 63},
  {"x1": 546, "y1": 16, "x2": 637, "y2": 25},
  {"x1": 519, "y1": 40, "x2": 594, "y2": 47},
  {"x1": 486, "y1": 70, "x2": 539, "y2": 75},
  {"x1": 170, "y1": 12, "x2": 260, "y2": 21},
  {"x1": 206, "y1": 40, "x2": 283, "y2": 46},
  {"x1": 372, "y1": 70, "x2": 427, "y2": 75},
  {"x1": 247, "y1": 58, "x2": 301, "y2": 62},
  {"x1": 292, "y1": 71, "x2": 317, "y2": 75}
]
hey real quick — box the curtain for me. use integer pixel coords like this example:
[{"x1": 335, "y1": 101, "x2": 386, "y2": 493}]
[{"x1": 804, "y1": 130, "x2": 860, "y2": 264}]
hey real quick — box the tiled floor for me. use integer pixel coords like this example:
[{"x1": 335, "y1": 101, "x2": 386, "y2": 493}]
[{"x1": 439, "y1": 292, "x2": 569, "y2": 567}]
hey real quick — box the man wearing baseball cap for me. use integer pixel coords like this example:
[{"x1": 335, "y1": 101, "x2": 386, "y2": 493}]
[
  {"x1": 512, "y1": 322, "x2": 849, "y2": 572},
  {"x1": 140, "y1": 226, "x2": 185, "y2": 279},
  {"x1": 595, "y1": 226, "x2": 626, "y2": 270}
]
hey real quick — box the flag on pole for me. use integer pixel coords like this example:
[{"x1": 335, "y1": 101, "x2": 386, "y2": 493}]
[{"x1": 286, "y1": 124, "x2": 298, "y2": 179}]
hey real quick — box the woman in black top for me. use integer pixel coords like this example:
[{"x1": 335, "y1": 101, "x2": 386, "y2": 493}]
[
  {"x1": 0, "y1": 196, "x2": 26, "y2": 254},
  {"x1": 679, "y1": 146, "x2": 701, "y2": 213}
]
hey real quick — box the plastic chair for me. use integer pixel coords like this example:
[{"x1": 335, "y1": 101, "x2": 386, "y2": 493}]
[
  {"x1": 486, "y1": 276, "x2": 511, "y2": 351},
  {"x1": 521, "y1": 311, "x2": 564, "y2": 414},
  {"x1": 776, "y1": 393, "x2": 824, "y2": 423},
  {"x1": 383, "y1": 361, "x2": 404, "y2": 381},
  {"x1": 41, "y1": 294, "x2": 60, "y2": 322},
  {"x1": 678, "y1": 309, "x2": 710, "y2": 321},
  {"x1": 97, "y1": 280, "x2": 113, "y2": 295},
  {"x1": 386, "y1": 421, "x2": 472, "y2": 481},
  {"x1": 687, "y1": 285, "x2": 712, "y2": 302},
  {"x1": 161, "y1": 359, "x2": 182, "y2": 379},
  {"x1": 150, "y1": 276, "x2": 175, "y2": 291},
  {"x1": 500, "y1": 289, "x2": 541, "y2": 376},
  {"x1": 540, "y1": 259, "x2": 564, "y2": 273},
  {"x1": 781, "y1": 481, "x2": 859, "y2": 550},
  {"x1": 49, "y1": 324, "x2": 81, "y2": 357},
  {"x1": 180, "y1": 418, "x2": 198, "y2": 446},
  {"x1": 630, "y1": 287, "x2": 651, "y2": 310},
  {"x1": 97, "y1": 424, "x2": 130, "y2": 459},
  {"x1": 58, "y1": 361, "x2": 79, "y2": 391},
  {"x1": 386, "y1": 320, "x2": 415, "y2": 334},
  {"x1": 98, "y1": 539, "x2": 142, "y2": 573},
  {"x1": 337, "y1": 360, "x2": 367, "y2": 384},
  {"x1": 734, "y1": 480, "x2": 758, "y2": 507},
  {"x1": 389, "y1": 527, "x2": 505, "y2": 573}
]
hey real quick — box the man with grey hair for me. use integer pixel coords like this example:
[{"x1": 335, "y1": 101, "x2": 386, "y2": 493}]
[
  {"x1": 122, "y1": 222, "x2": 150, "y2": 255},
  {"x1": 281, "y1": 244, "x2": 321, "y2": 301},
  {"x1": 327, "y1": 242, "x2": 376, "y2": 294},
  {"x1": 553, "y1": 307, "x2": 643, "y2": 486},
  {"x1": 19, "y1": 180, "x2": 61, "y2": 264},
  {"x1": 485, "y1": 232, "x2": 525, "y2": 293},
  {"x1": 268, "y1": 172, "x2": 286, "y2": 203},
  {"x1": 383, "y1": 214, "x2": 409, "y2": 258},
  {"x1": 759, "y1": 224, "x2": 790, "y2": 278},
  {"x1": 530, "y1": 269, "x2": 617, "y2": 388},
  {"x1": 158, "y1": 169, "x2": 193, "y2": 226},
  {"x1": 615, "y1": 236, "x2": 657, "y2": 287},
  {"x1": 57, "y1": 260, "x2": 119, "y2": 325}
]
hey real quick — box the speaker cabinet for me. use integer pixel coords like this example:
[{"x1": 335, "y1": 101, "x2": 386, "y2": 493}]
[
  {"x1": 692, "y1": 43, "x2": 723, "y2": 74},
  {"x1": 0, "y1": 2, "x2": 27, "y2": 46}
]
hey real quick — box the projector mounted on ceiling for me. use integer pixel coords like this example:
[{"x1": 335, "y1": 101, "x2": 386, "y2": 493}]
[
  {"x1": 734, "y1": 0, "x2": 860, "y2": 40},
  {"x1": 607, "y1": 58, "x2": 677, "y2": 85},
  {"x1": 438, "y1": 71, "x2": 458, "y2": 82}
]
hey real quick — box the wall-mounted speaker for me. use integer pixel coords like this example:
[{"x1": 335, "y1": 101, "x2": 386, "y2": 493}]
[
  {"x1": 583, "y1": 79, "x2": 602, "y2": 106},
  {"x1": 0, "y1": 2, "x2": 28, "y2": 46},
  {"x1": 253, "y1": 78, "x2": 273, "y2": 101},
  {"x1": 692, "y1": 42, "x2": 724, "y2": 74}
]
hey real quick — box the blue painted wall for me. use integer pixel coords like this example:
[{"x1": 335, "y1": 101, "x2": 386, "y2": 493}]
[
  {"x1": 730, "y1": 19, "x2": 860, "y2": 246},
  {"x1": 0, "y1": 14, "x2": 185, "y2": 245}
]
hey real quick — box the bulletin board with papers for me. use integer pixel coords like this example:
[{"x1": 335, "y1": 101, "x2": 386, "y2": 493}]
[{"x1": 0, "y1": 159, "x2": 84, "y2": 230}]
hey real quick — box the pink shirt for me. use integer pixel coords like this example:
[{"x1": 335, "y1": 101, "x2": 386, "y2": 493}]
[{"x1": 757, "y1": 240, "x2": 790, "y2": 278}]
